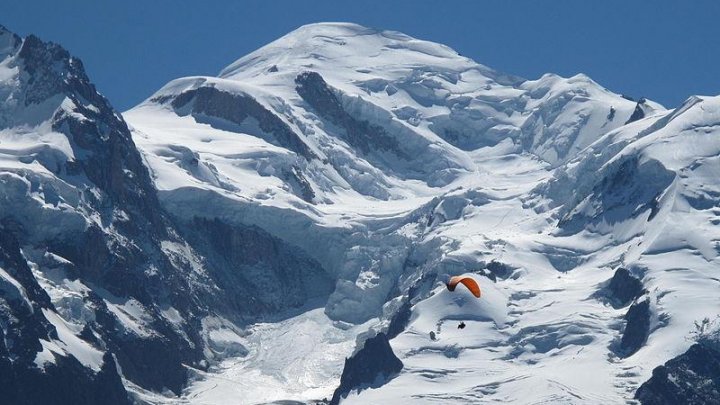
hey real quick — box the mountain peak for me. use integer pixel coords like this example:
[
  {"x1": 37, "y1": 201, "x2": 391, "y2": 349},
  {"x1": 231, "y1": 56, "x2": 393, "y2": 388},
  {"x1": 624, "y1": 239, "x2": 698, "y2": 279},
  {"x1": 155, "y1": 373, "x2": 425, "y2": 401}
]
[
  {"x1": 290, "y1": 21, "x2": 387, "y2": 35},
  {"x1": 0, "y1": 24, "x2": 21, "y2": 59},
  {"x1": 218, "y1": 21, "x2": 472, "y2": 82}
]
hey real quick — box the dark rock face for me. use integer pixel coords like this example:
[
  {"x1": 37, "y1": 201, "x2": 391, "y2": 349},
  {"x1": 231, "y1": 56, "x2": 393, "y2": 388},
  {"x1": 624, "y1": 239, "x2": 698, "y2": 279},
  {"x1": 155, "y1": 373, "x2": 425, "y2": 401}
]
[
  {"x1": 635, "y1": 343, "x2": 720, "y2": 404},
  {"x1": 0, "y1": 25, "x2": 22, "y2": 58},
  {"x1": 0, "y1": 349, "x2": 130, "y2": 405},
  {"x1": 0, "y1": 26, "x2": 208, "y2": 397},
  {"x1": 0, "y1": 229, "x2": 130, "y2": 405},
  {"x1": 16, "y1": 29, "x2": 164, "y2": 232},
  {"x1": 281, "y1": 165, "x2": 316, "y2": 203},
  {"x1": 625, "y1": 98, "x2": 648, "y2": 124},
  {"x1": 295, "y1": 71, "x2": 407, "y2": 159},
  {"x1": 386, "y1": 299, "x2": 412, "y2": 340},
  {"x1": 16, "y1": 35, "x2": 78, "y2": 105},
  {"x1": 386, "y1": 272, "x2": 439, "y2": 339},
  {"x1": 484, "y1": 260, "x2": 515, "y2": 281},
  {"x1": 559, "y1": 156, "x2": 674, "y2": 235},
  {"x1": 619, "y1": 298, "x2": 651, "y2": 357},
  {"x1": 171, "y1": 86, "x2": 315, "y2": 160},
  {"x1": 607, "y1": 267, "x2": 644, "y2": 308},
  {"x1": 177, "y1": 217, "x2": 334, "y2": 317},
  {"x1": 330, "y1": 332, "x2": 403, "y2": 404}
]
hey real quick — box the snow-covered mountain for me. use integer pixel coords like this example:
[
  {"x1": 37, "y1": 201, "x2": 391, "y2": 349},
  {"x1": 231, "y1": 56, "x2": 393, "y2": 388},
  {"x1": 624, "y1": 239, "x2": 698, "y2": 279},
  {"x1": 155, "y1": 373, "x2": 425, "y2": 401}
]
[
  {"x1": 1, "y1": 21, "x2": 719, "y2": 404},
  {"x1": 0, "y1": 23, "x2": 334, "y2": 404}
]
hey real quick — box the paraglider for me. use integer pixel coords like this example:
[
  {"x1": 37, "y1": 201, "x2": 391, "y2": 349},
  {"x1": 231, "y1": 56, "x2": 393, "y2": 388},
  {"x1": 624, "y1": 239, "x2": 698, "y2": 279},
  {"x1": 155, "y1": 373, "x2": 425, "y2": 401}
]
[{"x1": 446, "y1": 275, "x2": 482, "y2": 298}]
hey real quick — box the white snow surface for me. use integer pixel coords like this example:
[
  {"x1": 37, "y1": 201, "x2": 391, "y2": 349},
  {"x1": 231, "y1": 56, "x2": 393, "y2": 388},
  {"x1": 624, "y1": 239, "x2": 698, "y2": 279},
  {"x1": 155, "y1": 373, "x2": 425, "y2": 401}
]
[{"x1": 185, "y1": 308, "x2": 373, "y2": 404}]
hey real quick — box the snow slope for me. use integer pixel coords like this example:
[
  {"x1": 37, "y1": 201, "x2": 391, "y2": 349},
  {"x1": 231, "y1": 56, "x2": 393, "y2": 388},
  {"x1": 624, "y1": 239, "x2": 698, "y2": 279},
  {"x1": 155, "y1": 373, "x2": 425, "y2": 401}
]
[
  {"x1": 350, "y1": 95, "x2": 720, "y2": 404},
  {"x1": 125, "y1": 22, "x2": 650, "y2": 327}
]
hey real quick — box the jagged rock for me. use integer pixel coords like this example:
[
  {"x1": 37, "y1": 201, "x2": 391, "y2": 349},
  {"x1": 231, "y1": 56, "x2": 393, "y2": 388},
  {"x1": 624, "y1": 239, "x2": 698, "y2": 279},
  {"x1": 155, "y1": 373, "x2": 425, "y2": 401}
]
[
  {"x1": 0, "y1": 228, "x2": 130, "y2": 405},
  {"x1": 619, "y1": 298, "x2": 651, "y2": 357},
  {"x1": 0, "y1": 25, "x2": 205, "y2": 396},
  {"x1": 485, "y1": 260, "x2": 515, "y2": 281},
  {"x1": 281, "y1": 165, "x2": 316, "y2": 202},
  {"x1": 607, "y1": 267, "x2": 644, "y2": 307},
  {"x1": 171, "y1": 86, "x2": 315, "y2": 160},
  {"x1": 295, "y1": 71, "x2": 406, "y2": 159},
  {"x1": 386, "y1": 298, "x2": 412, "y2": 340},
  {"x1": 635, "y1": 343, "x2": 720, "y2": 404},
  {"x1": 557, "y1": 156, "x2": 674, "y2": 235},
  {"x1": 625, "y1": 98, "x2": 648, "y2": 124},
  {"x1": 330, "y1": 332, "x2": 403, "y2": 404},
  {"x1": 0, "y1": 350, "x2": 131, "y2": 405},
  {"x1": 177, "y1": 217, "x2": 334, "y2": 315}
]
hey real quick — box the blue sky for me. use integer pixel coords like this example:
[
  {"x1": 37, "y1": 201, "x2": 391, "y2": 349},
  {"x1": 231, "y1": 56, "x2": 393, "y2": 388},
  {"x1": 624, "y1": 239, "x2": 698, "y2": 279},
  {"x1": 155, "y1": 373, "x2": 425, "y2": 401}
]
[{"x1": 4, "y1": 0, "x2": 719, "y2": 111}]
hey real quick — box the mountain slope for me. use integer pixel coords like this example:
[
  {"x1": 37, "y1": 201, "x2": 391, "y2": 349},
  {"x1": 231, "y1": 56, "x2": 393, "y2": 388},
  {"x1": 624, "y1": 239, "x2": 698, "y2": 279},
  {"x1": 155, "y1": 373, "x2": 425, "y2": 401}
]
[
  {"x1": 121, "y1": 22, "x2": 720, "y2": 404},
  {"x1": 125, "y1": 22, "x2": 655, "y2": 327},
  {"x1": 0, "y1": 23, "x2": 334, "y2": 403},
  {"x1": 0, "y1": 23, "x2": 214, "y2": 401},
  {"x1": 344, "y1": 94, "x2": 720, "y2": 404}
]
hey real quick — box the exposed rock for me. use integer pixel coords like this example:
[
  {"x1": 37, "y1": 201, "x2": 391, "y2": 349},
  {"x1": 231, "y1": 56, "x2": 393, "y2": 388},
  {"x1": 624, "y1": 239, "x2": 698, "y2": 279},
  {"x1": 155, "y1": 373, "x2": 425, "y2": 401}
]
[
  {"x1": 625, "y1": 98, "x2": 648, "y2": 124},
  {"x1": 619, "y1": 298, "x2": 651, "y2": 357},
  {"x1": 0, "y1": 229, "x2": 130, "y2": 405},
  {"x1": 635, "y1": 343, "x2": 720, "y2": 404},
  {"x1": 386, "y1": 298, "x2": 412, "y2": 340},
  {"x1": 484, "y1": 260, "x2": 515, "y2": 281},
  {"x1": 295, "y1": 71, "x2": 407, "y2": 159},
  {"x1": 176, "y1": 217, "x2": 334, "y2": 317},
  {"x1": 330, "y1": 332, "x2": 403, "y2": 404},
  {"x1": 0, "y1": 26, "x2": 206, "y2": 396},
  {"x1": 558, "y1": 156, "x2": 674, "y2": 235},
  {"x1": 0, "y1": 348, "x2": 130, "y2": 405},
  {"x1": 607, "y1": 267, "x2": 644, "y2": 308},
  {"x1": 171, "y1": 86, "x2": 315, "y2": 160},
  {"x1": 281, "y1": 165, "x2": 316, "y2": 203}
]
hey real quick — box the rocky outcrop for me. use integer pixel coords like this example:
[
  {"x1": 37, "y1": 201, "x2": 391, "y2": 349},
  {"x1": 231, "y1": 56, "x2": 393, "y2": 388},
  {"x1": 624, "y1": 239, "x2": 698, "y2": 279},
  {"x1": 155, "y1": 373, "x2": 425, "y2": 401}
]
[
  {"x1": 0, "y1": 229, "x2": 130, "y2": 405},
  {"x1": 171, "y1": 86, "x2": 315, "y2": 160},
  {"x1": 330, "y1": 332, "x2": 403, "y2": 404},
  {"x1": 607, "y1": 267, "x2": 644, "y2": 308},
  {"x1": 635, "y1": 343, "x2": 720, "y2": 404},
  {"x1": 295, "y1": 71, "x2": 406, "y2": 159},
  {"x1": 625, "y1": 98, "x2": 648, "y2": 124},
  {"x1": 484, "y1": 260, "x2": 515, "y2": 281},
  {"x1": 281, "y1": 165, "x2": 316, "y2": 202},
  {"x1": 557, "y1": 156, "x2": 673, "y2": 235},
  {"x1": 177, "y1": 217, "x2": 334, "y2": 317},
  {"x1": 0, "y1": 348, "x2": 130, "y2": 405},
  {"x1": 619, "y1": 298, "x2": 651, "y2": 357},
  {"x1": 15, "y1": 29, "x2": 164, "y2": 233},
  {"x1": 0, "y1": 26, "x2": 207, "y2": 397}
]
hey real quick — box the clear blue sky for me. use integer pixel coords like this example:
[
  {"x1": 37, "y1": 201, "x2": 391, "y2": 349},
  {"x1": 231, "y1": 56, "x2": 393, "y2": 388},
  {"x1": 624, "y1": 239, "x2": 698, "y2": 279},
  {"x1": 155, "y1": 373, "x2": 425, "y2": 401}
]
[{"x1": 4, "y1": 0, "x2": 719, "y2": 111}]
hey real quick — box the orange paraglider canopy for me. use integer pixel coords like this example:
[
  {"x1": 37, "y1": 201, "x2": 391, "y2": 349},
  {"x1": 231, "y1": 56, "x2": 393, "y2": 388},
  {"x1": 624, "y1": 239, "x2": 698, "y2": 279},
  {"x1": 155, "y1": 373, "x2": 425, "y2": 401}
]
[{"x1": 446, "y1": 276, "x2": 481, "y2": 298}]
